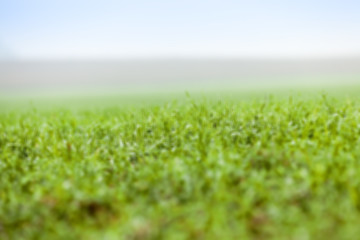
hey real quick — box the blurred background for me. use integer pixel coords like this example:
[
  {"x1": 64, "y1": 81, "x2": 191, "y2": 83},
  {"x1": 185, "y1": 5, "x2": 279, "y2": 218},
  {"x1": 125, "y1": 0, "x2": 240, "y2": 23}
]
[{"x1": 0, "y1": 0, "x2": 360, "y2": 97}]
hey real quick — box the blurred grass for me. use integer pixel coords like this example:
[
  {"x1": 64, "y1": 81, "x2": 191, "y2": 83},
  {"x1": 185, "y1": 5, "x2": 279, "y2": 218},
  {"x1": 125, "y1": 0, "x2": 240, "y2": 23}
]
[
  {"x1": 2, "y1": 84, "x2": 360, "y2": 239},
  {"x1": 1, "y1": 82, "x2": 360, "y2": 112}
]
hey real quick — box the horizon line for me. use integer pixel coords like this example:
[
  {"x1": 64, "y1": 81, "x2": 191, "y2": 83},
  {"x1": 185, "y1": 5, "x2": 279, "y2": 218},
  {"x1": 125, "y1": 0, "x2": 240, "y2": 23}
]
[{"x1": 2, "y1": 54, "x2": 360, "y2": 62}]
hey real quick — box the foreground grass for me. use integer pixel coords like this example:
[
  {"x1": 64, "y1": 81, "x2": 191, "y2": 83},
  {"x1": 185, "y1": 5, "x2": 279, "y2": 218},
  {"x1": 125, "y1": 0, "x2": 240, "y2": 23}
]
[{"x1": 1, "y1": 94, "x2": 360, "y2": 239}]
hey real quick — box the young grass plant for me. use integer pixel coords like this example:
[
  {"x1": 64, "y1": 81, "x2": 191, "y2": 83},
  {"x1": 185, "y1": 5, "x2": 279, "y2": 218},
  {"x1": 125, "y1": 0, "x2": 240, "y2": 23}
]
[{"x1": 1, "y1": 94, "x2": 360, "y2": 239}]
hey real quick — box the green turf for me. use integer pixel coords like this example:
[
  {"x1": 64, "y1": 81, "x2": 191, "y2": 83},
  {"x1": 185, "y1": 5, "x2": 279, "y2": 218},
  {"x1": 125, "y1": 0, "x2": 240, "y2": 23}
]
[{"x1": 2, "y1": 92, "x2": 360, "y2": 239}]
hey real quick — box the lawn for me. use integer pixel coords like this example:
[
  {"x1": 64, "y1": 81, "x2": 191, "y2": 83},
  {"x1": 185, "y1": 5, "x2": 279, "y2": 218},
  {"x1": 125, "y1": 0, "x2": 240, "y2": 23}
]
[{"x1": 1, "y1": 91, "x2": 360, "y2": 239}]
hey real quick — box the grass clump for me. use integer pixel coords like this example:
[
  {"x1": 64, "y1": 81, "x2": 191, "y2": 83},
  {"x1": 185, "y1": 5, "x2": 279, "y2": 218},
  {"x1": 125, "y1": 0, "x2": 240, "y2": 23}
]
[{"x1": 1, "y1": 94, "x2": 360, "y2": 239}]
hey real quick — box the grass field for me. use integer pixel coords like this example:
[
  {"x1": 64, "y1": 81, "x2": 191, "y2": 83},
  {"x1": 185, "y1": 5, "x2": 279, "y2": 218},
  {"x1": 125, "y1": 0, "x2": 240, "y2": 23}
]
[{"x1": 2, "y1": 90, "x2": 360, "y2": 239}]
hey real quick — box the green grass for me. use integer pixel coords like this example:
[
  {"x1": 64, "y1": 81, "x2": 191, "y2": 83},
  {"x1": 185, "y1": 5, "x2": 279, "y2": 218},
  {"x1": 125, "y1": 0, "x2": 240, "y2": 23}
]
[{"x1": 2, "y1": 92, "x2": 360, "y2": 239}]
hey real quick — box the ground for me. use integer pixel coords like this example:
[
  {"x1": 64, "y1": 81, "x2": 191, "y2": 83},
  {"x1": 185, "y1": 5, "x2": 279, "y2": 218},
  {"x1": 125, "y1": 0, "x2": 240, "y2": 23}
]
[{"x1": 1, "y1": 91, "x2": 360, "y2": 239}]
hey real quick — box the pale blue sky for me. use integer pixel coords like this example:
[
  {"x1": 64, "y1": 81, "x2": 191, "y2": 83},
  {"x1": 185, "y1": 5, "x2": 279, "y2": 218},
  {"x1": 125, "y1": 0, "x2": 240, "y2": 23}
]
[{"x1": 1, "y1": 0, "x2": 360, "y2": 59}]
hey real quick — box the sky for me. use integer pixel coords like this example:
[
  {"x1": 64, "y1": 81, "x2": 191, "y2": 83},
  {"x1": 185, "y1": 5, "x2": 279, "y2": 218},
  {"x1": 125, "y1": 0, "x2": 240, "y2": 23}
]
[{"x1": 1, "y1": 0, "x2": 360, "y2": 60}]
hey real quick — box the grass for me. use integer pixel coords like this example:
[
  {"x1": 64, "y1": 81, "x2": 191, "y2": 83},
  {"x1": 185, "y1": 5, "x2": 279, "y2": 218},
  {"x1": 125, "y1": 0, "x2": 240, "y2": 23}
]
[{"x1": 2, "y1": 91, "x2": 360, "y2": 239}]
